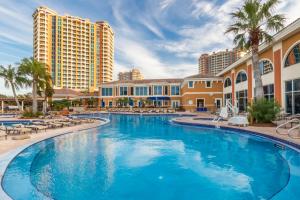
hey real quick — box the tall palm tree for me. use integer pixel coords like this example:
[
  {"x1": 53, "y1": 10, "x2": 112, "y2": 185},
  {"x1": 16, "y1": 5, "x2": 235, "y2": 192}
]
[
  {"x1": 0, "y1": 65, "x2": 28, "y2": 112},
  {"x1": 225, "y1": 0, "x2": 285, "y2": 99},
  {"x1": 19, "y1": 57, "x2": 50, "y2": 114},
  {"x1": 41, "y1": 77, "x2": 54, "y2": 114}
]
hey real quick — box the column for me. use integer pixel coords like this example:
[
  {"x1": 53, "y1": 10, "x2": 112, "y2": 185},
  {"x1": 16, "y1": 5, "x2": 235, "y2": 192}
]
[
  {"x1": 1, "y1": 101, "x2": 3, "y2": 113},
  {"x1": 21, "y1": 101, "x2": 24, "y2": 111},
  {"x1": 231, "y1": 71, "x2": 235, "y2": 105},
  {"x1": 274, "y1": 49, "x2": 282, "y2": 105},
  {"x1": 247, "y1": 64, "x2": 253, "y2": 103}
]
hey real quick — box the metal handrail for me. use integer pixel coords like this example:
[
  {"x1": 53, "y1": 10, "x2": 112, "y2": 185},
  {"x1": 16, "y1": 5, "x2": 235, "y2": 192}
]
[
  {"x1": 276, "y1": 118, "x2": 300, "y2": 135},
  {"x1": 288, "y1": 124, "x2": 300, "y2": 139}
]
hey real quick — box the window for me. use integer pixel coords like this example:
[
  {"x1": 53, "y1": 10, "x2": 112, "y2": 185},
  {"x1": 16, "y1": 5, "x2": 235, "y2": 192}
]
[
  {"x1": 259, "y1": 60, "x2": 273, "y2": 75},
  {"x1": 236, "y1": 90, "x2": 248, "y2": 112},
  {"x1": 263, "y1": 84, "x2": 274, "y2": 101},
  {"x1": 102, "y1": 88, "x2": 112, "y2": 96},
  {"x1": 164, "y1": 86, "x2": 168, "y2": 95},
  {"x1": 236, "y1": 71, "x2": 247, "y2": 84},
  {"x1": 285, "y1": 43, "x2": 300, "y2": 67},
  {"x1": 224, "y1": 93, "x2": 232, "y2": 105},
  {"x1": 224, "y1": 78, "x2": 232, "y2": 88},
  {"x1": 120, "y1": 86, "x2": 128, "y2": 96},
  {"x1": 285, "y1": 79, "x2": 300, "y2": 114},
  {"x1": 135, "y1": 87, "x2": 148, "y2": 96},
  {"x1": 153, "y1": 86, "x2": 162, "y2": 95},
  {"x1": 171, "y1": 85, "x2": 180, "y2": 95},
  {"x1": 206, "y1": 81, "x2": 212, "y2": 88},
  {"x1": 188, "y1": 81, "x2": 194, "y2": 88}
]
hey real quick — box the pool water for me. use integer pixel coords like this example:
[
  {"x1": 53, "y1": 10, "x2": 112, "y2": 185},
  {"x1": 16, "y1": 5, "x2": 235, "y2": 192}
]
[
  {"x1": 2, "y1": 114, "x2": 300, "y2": 200},
  {"x1": 0, "y1": 120, "x2": 33, "y2": 127}
]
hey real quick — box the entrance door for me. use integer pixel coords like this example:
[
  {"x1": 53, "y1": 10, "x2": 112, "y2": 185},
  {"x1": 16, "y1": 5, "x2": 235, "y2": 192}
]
[
  {"x1": 215, "y1": 99, "x2": 222, "y2": 109},
  {"x1": 172, "y1": 101, "x2": 180, "y2": 108},
  {"x1": 197, "y1": 99, "x2": 205, "y2": 108}
]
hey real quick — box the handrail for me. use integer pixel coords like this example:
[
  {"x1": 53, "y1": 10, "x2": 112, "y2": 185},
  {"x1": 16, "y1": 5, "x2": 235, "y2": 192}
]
[
  {"x1": 276, "y1": 118, "x2": 300, "y2": 134},
  {"x1": 288, "y1": 124, "x2": 300, "y2": 139}
]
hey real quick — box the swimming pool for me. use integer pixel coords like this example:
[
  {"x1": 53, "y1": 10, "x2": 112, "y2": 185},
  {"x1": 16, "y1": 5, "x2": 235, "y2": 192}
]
[
  {"x1": 2, "y1": 114, "x2": 300, "y2": 200},
  {"x1": 0, "y1": 120, "x2": 33, "y2": 126}
]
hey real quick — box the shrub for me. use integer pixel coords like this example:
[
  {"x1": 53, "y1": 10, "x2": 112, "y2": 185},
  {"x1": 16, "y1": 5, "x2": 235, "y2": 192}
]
[
  {"x1": 51, "y1": 99, "x2": 71, "y2": 111},
  {"x1": 248, "y1": 99, "x2": 281, "y2": 123},
  {"x1": 22, "y1": 110, "x2": 43, "y2": 118}
]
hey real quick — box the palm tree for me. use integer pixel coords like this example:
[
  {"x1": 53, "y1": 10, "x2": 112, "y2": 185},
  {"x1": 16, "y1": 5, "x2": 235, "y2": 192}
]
[
  {"x1": 225, "y1": 0, "x2": 285, "y2": 99},
  {"x1": 0, "y1": 65, "x2": 27, "y2": 111},
  {"x1": 19, "y1": 57, "x2": 50, "y2": 114},
  {"x1": 41, "y1": 78, "x2": 54, "y2": 114}
]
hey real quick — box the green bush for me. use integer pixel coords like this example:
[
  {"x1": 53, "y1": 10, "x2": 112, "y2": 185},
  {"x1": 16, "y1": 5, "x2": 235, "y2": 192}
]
[
  {"x1": 22, "y1": 110, "x2": 43, "y2": 118},
  {"x1": 248, "y1": 99, "x2": 281, "y2": 123},
  {"x1": 51, "y1": 99, "x2": 71, "y2": 111}
]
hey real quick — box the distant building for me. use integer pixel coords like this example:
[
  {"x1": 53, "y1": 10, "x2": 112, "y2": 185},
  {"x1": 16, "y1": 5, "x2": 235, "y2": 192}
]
[
  {"x1": 33, "y1": 6, "x2": 114, "y2": 92},
  {"x1": 118, "y1": 68, "x2": 144, "y2": 81},
  {"x1": 199, "y1": 48, "x2": 243, "y2": 76}
]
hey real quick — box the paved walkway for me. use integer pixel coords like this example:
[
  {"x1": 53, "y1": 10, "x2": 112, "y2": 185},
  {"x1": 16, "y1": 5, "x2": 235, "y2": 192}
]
[{"x1": 172, "y1": 116, "x2": 300, "y2": 147}]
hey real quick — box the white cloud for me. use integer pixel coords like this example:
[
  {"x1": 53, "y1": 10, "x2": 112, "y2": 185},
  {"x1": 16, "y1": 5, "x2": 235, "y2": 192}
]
[
  {"x1": 160, "y1": 0, "x2": 176, "y2": 10},
  {"x1": 191, "y1": 0, "x2": 216, "y2": 19}
]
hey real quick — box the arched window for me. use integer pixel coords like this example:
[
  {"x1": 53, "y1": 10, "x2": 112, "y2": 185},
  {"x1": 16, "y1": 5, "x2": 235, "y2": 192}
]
[
  {"x1": 224, "y1": 78, "x2": 232, "y2": 88},
  {"x1": 259, "y1": 60, "x2": 273, "y2": 75},
  {"x1": 236, "y1": 71, "x2": 247, "y2": 84},
  {"x1": 285, "y1": 43, "x2": 300, "y2": 67}
]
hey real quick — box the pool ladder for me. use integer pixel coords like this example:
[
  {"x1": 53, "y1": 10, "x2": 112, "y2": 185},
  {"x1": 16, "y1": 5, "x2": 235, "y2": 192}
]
[{"x1": 276, "y1": 118, "x2": 300, "y2": 138}]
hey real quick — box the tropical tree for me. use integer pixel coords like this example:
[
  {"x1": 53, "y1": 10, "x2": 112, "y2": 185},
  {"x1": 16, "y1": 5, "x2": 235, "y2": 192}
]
[
  {"x1": 41, "y1": 80, "x2": 54, "y2": 114},
  {"x1": 19, "y1": 57, "x2": 50, "y2": 114},
  {"x1": 225, "y1": 0, "x2": 285, "y2": 99},
  {"x1": 0, "y1": 65, "x2": 28, "y2": 111}
]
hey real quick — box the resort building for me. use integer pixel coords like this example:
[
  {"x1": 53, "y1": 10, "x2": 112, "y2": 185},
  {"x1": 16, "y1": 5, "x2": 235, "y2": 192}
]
[
  {"x1": 199, "y1": 48, "x2": 243, "y2": 76},
  {"x1": 218, "y1": 18, "x2": 300, "y2": 114},
  {"x1": 118, "y1": 68, "x2": 144, "y2": 81},
  {"x1": 98, "y1": 18, "x2": 300, "y2": 114},
  {"x1": 33, "y1": 6, "x2": 114, "y2": 92},
  {"x1": 98, "y1": 75, "x2": 223, "y2": 112}
]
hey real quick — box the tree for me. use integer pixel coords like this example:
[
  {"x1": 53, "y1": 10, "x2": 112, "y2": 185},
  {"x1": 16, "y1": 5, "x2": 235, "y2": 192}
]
[
  {"x1": 42, "y1": 81, "x2": 54, "y2": 114},
  {"x1": 0, "y1": 65, "x2": 28, "y2": 111},
  {"x1": 225, "y1": 0, "x2": 285, "y2": 99},
  {"x1": 19, "y1": 57, "x2": 50, "y2": 114}
]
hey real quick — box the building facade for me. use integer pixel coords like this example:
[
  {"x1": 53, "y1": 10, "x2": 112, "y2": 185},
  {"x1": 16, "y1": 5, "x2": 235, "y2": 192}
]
[
  {"x1": 199, "y1": 48, "x2": 242, "y2": 76},
  {"x1": 99, "y1": 75, "x2": 223, "y2": 112},
  {"x1": 118, "y1": 68, "x2": 144, "y2": 81},
  {"x1": 33, "y1": 6, "x2": 114, "y2": 92},
  {"x1": 218, "y1": 18, "x2": 300, "y2": 114},
  {"x1": 96, "y1": 21, "x2": 114, "y2": 83}
]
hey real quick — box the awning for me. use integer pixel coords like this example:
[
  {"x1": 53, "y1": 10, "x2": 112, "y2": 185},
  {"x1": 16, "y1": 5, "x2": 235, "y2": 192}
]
[{"x1": 147, "y1": 96, "x2": 171, "y2": 101}]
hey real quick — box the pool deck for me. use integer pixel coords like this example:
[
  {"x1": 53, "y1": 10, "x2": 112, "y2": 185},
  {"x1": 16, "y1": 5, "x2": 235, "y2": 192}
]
[
  {"x1": 0, "y1": 118, "x2": 109, "y2": 200},
  {"x1": 172, "y1": 115, "x2": 300, "y2": 148}
]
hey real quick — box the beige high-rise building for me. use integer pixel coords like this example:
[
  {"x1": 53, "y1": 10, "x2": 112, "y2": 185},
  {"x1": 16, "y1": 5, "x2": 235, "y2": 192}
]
[
  {"x1": 96, "y1": 21, "x2": 114, "y2": 83},
  {"x1": 198, "y1": 49, "x2": 242, "y2": 76},
  {"x1": 33, "y1": 6, "x2": 114, "y2": 92},
  {"x1": 118, "y1": 68, "x2": 144, "y2": 81}
]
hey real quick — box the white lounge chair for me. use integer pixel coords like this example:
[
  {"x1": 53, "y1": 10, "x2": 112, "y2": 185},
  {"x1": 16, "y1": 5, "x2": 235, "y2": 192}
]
[
  {"x1": 213, "y1": 107, "x2": 228, "y2": 122},
  {"x1": 228, "y1": 116, "x2": 249, "y2": 127}
]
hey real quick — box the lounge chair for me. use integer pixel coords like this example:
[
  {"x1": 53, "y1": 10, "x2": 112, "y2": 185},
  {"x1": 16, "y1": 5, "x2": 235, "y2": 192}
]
[
  {"x1": 228, "y1": 116, "x2": 249, "y2": 127},
  {"x1": 13, "y1": 127, "x2": 32, "y2": 134},
  {"x1": 212, "y1": 107, "x2": 228, "y2": 122},
  {"x1": 0, "y1": 131, "x2": 7, "y2": 140},
  {"x1": 25, "y1": 125, "x2": 47, "y2": 133}
]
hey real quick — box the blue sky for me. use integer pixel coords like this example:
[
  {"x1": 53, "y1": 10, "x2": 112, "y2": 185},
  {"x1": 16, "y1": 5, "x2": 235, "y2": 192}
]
[{"x1": 0, "y1": 0, "x2": 299, "y2": 95}]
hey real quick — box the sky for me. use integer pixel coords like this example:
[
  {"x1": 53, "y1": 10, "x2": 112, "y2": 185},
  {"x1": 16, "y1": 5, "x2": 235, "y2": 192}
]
[{"x1": 0, "y1": 0, "x2": 299, "y2": 95}]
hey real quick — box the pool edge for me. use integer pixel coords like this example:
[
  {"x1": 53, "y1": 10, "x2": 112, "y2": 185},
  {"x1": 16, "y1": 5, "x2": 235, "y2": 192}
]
[{"x1": 0, "y1": 118, "x2": 110, "y2": 200}]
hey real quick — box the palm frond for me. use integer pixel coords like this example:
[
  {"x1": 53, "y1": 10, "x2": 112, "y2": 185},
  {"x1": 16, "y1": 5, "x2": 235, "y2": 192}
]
[
  {"x1": 266, "y1": 14, "x2": 285, "y2": 32},
  {"x1": 260, "y1": 0, "x2": 280, "y2": 18}
]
